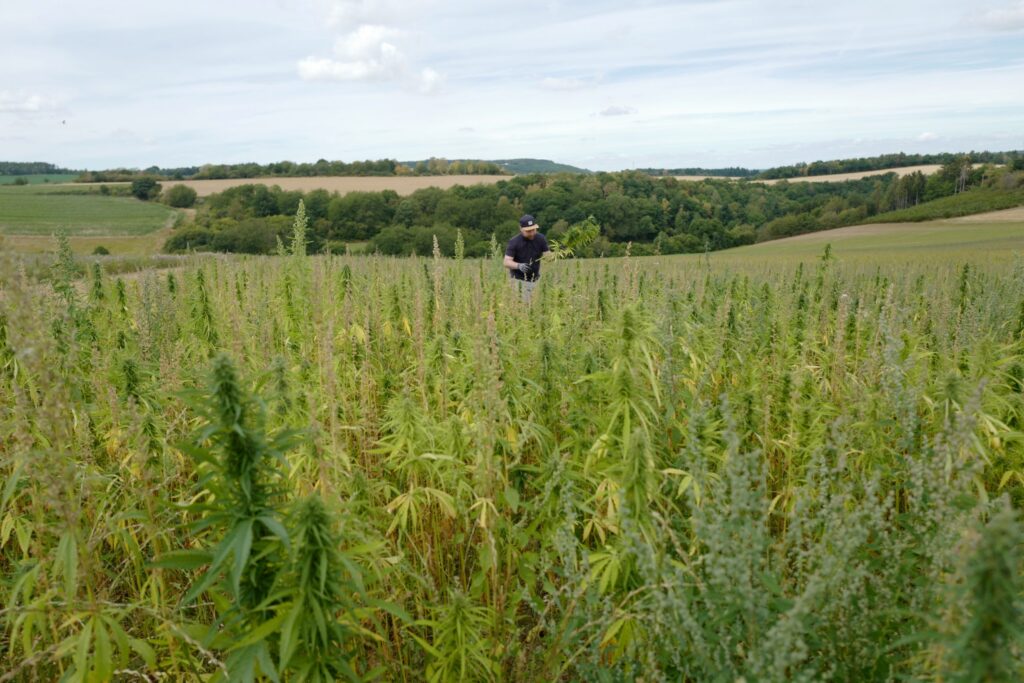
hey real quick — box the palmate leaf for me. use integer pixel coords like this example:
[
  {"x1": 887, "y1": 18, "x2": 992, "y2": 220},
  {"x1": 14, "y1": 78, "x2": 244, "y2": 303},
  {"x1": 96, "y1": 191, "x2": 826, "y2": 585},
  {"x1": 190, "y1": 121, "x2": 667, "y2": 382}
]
[
  {"x1": 148, "y1": 549, "x2": 214, "y2": 570},
  {"x1": 258, "y1": 514, "x2": 290, "y2": 547},
  {"x1": 232, "y1": 611, "x2": 288, "y2": 650},
  {"x1": 55, "y1": 531, "x2": 77, "y2": 598},
  {"x1": 180, "y1": 521, "x2": 247, "y2": 605},
  {"x1": 0, "y1": 457, "x2": 24, "y2": 515},
  {"x1": 231, "y1": 518, "x2": 255, "y2": 594}
]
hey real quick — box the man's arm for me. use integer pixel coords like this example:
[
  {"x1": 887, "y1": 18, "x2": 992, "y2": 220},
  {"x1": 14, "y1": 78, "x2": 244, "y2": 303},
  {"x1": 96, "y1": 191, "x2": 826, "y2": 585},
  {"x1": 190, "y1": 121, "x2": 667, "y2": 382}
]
[{"x1": 505, "y1": 255, "x2": 533, "y2": 275}]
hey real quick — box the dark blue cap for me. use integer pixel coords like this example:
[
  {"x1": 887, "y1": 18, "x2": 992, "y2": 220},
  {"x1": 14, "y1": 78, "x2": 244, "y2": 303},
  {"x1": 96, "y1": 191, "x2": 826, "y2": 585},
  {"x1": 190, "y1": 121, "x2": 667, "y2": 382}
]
[{"x1": 519, "y1": 214, "x2": 537, "y2": 228}]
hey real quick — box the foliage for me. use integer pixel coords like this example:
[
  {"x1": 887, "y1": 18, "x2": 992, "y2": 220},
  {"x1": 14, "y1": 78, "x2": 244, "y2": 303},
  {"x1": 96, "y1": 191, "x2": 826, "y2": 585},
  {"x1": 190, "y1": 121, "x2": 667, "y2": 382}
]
[
  {"x1": 757, "y1": 149, "x2": 1022, "y2": 179},
  {"x1": 867, "y1": 186, "x2": 1024, "y2": 223},
  {"x1": 130, "y1": 176, "x2": 162, "y2": 201},
  {"x1": 165, "y1": 163, "x2": 1024, "y2": 257},
  {"x1": 165, "y1": 184, "x2": 198, "y2": 208},
  {"x1": 941, "y1": 504, "x2": 1024, "y2": 682},
  {"x1": 638, "y1": 166, "x2": 758, "y2": 177},
  {"x1": 3, "y1": 237, "x2": 1024, "y2": 680},
  {"x1": 0, "y1": 160, "x2": 78, "y2": 175},
  {"x1": 556, "y1": 215, "x2": 601, "y2": 256}
]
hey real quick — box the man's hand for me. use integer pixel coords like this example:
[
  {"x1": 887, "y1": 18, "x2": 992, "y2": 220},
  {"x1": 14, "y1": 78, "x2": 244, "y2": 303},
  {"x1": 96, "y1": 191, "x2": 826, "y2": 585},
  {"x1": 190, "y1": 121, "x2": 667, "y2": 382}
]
[{"x1": 517, "y1": 262, "x2": 532, "y2": 275}]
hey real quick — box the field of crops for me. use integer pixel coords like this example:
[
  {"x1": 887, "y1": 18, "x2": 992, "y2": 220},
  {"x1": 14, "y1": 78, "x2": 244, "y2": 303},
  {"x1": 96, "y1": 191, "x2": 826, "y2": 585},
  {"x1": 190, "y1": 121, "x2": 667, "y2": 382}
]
[
  {"x1": 49, "y1": 165, "x2": 956, "y2": 198},
  {"x1": 2, "y1": 219, "x2": 1024, "y2": 680},
  {"x1": 0, "y1": 185, "x2": 177, "y2": 237},
  {"x1": 757, "y1": 164, "x2": 945, "y2": 184},
  {"x1": 54, "y1": 175, "x2": 512, "y2": 198}
]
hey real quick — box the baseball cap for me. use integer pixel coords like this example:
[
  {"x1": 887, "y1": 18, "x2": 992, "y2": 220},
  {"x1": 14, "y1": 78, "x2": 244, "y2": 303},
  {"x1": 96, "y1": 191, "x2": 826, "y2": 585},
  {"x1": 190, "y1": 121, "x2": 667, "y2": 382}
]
[{"x1": 519, "y1": 214, "x2": 537, "y2": 228}]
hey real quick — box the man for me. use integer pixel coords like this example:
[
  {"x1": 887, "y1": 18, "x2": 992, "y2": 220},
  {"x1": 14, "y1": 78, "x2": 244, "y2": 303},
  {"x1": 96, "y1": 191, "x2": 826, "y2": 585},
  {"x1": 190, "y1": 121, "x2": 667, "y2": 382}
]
[{"x1": 504, "y1": 214, "x2": 550, "y2": 302}]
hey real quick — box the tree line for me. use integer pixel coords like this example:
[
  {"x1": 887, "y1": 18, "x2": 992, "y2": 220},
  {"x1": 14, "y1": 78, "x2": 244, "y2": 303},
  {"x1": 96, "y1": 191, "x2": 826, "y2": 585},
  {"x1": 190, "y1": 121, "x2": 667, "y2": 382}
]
[
  {"x1": 74, "y1": 158, "x2": 507, "y2": 183},
  {"x1": 756, "y1": 150, "x2": 1022, "y2": 179},
  {"x1": 0, "y1": 161, "x2": 78, "y2": 175},
  {"x1": 638, "y1": 167, "x2": 759, "y2": 178},
  {"x1": 161, "y1": 160, "x2": 1017, "y2": 257}
]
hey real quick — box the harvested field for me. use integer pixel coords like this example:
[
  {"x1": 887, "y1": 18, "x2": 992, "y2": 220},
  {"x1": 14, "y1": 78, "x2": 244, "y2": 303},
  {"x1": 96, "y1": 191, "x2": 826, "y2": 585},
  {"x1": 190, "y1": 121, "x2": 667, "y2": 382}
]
[
  {"x1": 674, "y1": 165, "x2": 962, "y2": 184},
  {"x1": 757, "y1": 165, "x2": 943, "y2": 184},
  {"x1": 56, "y1": 174, "x2": 511, "y2": 197}
]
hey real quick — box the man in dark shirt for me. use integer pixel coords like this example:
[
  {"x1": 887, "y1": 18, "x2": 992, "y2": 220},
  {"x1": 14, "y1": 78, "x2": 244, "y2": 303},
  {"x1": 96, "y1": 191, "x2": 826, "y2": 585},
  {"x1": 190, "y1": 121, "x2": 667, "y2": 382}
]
[{"x1": 504, "y1": 214, "x2": 550, "y2": 301}]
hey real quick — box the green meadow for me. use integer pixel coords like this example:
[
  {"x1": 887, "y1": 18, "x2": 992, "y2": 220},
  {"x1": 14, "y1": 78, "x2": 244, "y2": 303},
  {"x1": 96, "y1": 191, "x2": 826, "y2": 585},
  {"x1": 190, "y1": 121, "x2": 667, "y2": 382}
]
[{"x1": 0, "y1": 184, "x2": 176, "y2": 236}]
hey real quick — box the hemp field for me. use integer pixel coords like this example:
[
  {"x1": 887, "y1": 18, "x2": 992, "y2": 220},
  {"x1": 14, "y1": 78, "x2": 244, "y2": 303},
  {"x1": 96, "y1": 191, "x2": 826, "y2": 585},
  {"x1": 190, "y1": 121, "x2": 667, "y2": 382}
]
[{"x1": 2, "y1": 209, "x2": 1024, "y2": 680}]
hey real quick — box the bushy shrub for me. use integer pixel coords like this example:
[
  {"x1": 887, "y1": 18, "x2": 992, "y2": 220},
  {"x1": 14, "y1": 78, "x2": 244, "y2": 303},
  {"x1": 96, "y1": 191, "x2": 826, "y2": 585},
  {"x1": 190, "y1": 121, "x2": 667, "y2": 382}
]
[
  {"x1": 130, "y1": 176, "x2": 161, "y2": 200},
  {"x1": 164, "y1": 183, "x2": 198, "y2": 208}
]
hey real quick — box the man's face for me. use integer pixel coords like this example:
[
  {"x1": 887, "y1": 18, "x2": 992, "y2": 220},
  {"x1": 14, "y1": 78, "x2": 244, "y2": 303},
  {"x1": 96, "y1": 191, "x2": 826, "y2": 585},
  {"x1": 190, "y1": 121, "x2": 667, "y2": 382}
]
[{"x1": 520, "y1": 226, "x2": 538, "y2": 240}]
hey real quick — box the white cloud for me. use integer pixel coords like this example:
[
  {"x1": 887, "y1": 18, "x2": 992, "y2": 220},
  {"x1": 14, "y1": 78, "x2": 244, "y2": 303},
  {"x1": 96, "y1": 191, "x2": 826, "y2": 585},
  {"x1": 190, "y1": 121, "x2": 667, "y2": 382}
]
[
  {"x1": 418, "y1": 67, "x2": 443, "y2": 94},
  {"x1": 326, "y1": 0, "x2": 412, "y2": 30},
  {"x1": 599, "y1": 105, "x2": 637, "y2": 117},
  {"x1": 539, "y1": 77, "x2": 590, "y2": 91},
  {"x1": 297, "y1": 56, "x2": 378, "y2": 81},
  {"x1": 299, "y1": 25, "x2": 406, "y2": 81},
  {"x1": 970, "y1": 1, "x2": 1024, "y2": 30},
  {"x1": 0, "y1": 91, "x2": 54, "y2": 113},
  {"x1": 917, "y1": 131, "x2": 939, "y2": 141},
  {"x1": 335, "y1": 24, "x2": 405, "y2": 60},
  {"x1": 299, "y1": 22, "x2": 442, "y2": 92}
]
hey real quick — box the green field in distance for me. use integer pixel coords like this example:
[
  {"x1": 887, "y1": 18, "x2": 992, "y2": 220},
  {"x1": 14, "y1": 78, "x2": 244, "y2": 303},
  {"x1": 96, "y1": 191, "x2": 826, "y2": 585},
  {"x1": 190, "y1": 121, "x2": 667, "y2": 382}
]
[{"x1": 0, "y1": 184, "x2": 175, "y2": 236}]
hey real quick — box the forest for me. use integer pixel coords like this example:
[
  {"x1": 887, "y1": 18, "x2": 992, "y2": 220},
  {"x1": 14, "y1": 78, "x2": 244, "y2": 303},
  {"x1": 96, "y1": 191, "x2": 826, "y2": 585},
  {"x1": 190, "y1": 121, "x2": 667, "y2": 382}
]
[{"x1": 164, "y1": 158, "x2": 1020, "y2": 257}]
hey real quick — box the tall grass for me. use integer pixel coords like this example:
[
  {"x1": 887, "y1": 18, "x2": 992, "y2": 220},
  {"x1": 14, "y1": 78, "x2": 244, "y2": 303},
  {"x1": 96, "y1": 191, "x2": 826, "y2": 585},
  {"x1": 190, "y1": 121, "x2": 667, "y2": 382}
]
[{"x1": 2, "y1": 233, "x2": 1023, "y2": 680}]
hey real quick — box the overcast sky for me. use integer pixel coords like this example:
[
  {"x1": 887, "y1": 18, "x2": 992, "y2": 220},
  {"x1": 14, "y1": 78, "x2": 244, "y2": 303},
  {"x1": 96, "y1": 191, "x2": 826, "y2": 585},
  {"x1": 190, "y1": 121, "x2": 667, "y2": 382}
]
[{"x1": 2, "y1": 0, "x2": 1023, "y2": 171}]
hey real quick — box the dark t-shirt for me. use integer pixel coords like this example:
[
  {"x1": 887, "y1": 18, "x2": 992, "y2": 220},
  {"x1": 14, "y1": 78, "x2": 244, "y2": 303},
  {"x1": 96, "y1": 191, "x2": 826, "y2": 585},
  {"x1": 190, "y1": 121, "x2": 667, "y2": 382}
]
[{"x1": 505, "y1": 233, "x2": 550, "y2": 281}]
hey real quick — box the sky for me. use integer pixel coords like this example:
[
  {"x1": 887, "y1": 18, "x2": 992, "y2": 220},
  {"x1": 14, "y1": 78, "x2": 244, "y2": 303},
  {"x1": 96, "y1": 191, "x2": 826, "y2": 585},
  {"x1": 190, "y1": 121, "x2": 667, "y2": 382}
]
[{"x1": 1, "y1": 0, "x2": 1023, "y2": 171}]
